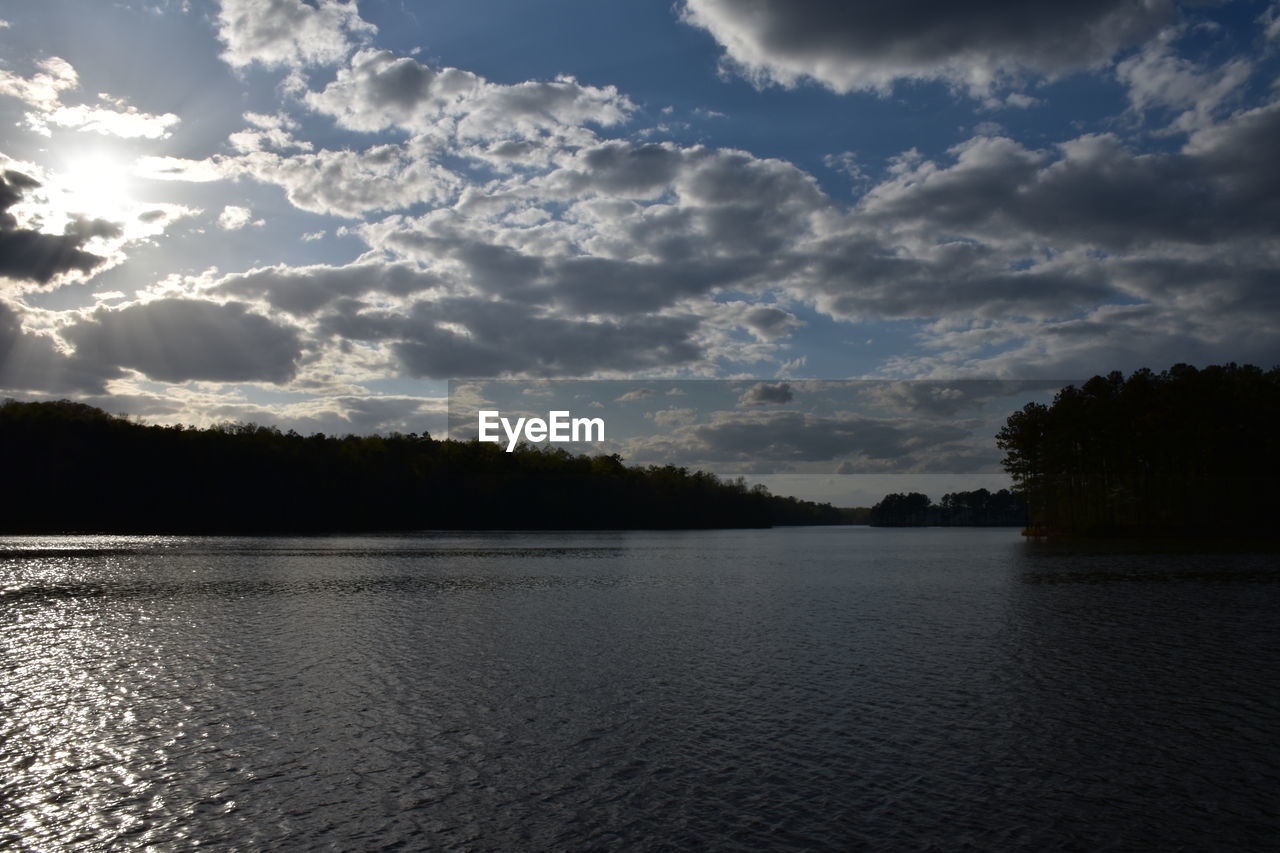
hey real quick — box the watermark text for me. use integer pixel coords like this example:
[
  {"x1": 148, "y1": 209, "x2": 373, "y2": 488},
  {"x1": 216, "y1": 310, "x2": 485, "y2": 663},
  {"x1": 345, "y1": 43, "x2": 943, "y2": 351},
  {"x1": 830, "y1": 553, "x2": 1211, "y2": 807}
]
[{"x1": 478, "y1": 410, "x2": 605, "y2": 452}]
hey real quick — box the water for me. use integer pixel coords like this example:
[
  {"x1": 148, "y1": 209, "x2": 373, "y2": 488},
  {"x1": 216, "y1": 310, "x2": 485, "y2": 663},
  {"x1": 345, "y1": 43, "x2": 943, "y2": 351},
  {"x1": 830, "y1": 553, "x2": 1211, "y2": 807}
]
[{"x1": 1, "y1": 528, "x2": 1276, "y2": 850}]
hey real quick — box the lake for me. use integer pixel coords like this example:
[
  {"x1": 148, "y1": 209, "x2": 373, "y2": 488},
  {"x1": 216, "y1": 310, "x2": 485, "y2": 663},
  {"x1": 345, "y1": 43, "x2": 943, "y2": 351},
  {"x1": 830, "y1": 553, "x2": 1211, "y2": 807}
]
[{"x1": 1, "y1": 527, "x2": 1276, "y2": 850}]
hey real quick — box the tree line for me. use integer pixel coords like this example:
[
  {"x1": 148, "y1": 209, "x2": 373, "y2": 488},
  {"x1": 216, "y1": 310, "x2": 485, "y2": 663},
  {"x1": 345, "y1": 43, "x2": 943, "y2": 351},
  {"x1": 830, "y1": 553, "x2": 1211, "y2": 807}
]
[
  {"x1": 996, "y1": 363, "x2": 1280, "y2": 538},
  {"x1": 0, "y1": 399, "x2": 842, "y2": 532},
  {"x1": 868, "y1": 489, "x2": 1027, "y2": 527}
]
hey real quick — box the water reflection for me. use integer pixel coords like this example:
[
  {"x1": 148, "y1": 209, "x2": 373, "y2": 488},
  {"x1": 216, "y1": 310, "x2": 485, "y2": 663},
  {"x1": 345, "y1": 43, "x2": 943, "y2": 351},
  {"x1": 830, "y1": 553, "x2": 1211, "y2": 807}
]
[
  {"x1": 1, "y1": 530, "x2": 1276, "y2": 849},
  {"x1": 999, "y1": 542, "x2": 1280, "y2": 848}
]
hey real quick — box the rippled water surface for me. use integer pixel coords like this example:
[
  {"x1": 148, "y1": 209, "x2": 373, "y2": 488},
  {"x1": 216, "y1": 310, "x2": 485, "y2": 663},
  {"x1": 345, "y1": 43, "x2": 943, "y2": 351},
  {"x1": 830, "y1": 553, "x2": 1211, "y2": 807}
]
[{"x1": 2, "y1": 528, "x2": 1277, "y2": 850}]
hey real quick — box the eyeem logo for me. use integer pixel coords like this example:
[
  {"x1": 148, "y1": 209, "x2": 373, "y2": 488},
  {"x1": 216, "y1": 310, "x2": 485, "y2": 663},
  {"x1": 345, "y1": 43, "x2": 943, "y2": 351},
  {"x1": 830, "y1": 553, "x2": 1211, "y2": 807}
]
[{"x1": 478, "y1": 410, "x2": 605, "y2": 452}]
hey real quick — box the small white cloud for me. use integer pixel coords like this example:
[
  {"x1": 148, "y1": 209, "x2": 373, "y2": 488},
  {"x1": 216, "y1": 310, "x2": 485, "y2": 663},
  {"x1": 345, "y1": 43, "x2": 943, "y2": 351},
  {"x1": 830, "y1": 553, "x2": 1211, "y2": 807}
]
[
  {"x1": 648, "y1": 406, "x2": 699, "y2": 427},
  {"x1": 133, "y1": 156, "x2": 226, "y2": 182},
  {"x1": 1262, "y1": 4, "x2": 1280, "y2": 41},
  {"x1": 217, "y1": 205, "x2": 254, "y2": 230},
  {"x1": 779, "y1": 356, "x2": 807, "y2": 374}
]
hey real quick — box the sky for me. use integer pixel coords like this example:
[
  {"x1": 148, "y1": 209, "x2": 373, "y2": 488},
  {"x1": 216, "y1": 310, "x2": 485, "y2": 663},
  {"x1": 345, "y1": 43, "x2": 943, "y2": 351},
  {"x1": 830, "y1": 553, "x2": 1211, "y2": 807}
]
[{"x1": 1, "y1": 0, "x2": 1278, "y2": 503}]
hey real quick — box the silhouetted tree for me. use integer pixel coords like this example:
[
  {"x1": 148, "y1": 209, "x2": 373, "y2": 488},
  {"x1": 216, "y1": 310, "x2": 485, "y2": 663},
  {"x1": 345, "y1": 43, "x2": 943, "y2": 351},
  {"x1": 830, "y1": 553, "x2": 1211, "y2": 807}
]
[
  {"x1": 996, "y1": 363, "x2": 1280, "y2": 537},
  {"x1": 0, "y1": 399, "x2": 840, "y2": 532},
  {"x1": 869, "y1": 489, "x2": 1026, "y2": 526}
]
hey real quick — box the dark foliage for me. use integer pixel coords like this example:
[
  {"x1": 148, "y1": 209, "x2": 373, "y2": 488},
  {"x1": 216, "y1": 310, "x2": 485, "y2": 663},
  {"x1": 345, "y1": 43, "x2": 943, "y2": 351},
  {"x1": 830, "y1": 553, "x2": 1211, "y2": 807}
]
[
  {"x1": 868, "y1": 489, "x2": 1027, "y2": 527},
  {"x1": 996, "y1": 363, "x2": 1280, "y2": 538},
  {"x1": 0, "y1": 399, "x2": 842, "y2": 532}
]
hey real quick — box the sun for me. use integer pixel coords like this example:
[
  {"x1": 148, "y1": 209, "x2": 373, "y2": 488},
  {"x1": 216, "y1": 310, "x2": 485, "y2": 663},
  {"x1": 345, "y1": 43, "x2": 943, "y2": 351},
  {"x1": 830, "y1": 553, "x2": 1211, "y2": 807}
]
[{"x1": 51, "y1": 148, "x2": 137, "y2": 224}]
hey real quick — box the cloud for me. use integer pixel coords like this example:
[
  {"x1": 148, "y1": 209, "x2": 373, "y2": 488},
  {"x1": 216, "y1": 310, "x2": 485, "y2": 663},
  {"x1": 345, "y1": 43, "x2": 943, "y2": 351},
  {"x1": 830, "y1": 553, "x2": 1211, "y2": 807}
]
[
  {"x1": 796, "y1": 106, "x2": 1280, "y2": 330},
  {"x1": 133, "y1": 156, "x2": 227, "y2": 183},
  {"x1": 680, "y1": 0, "x2": 1174, "y2": 97},
  {"x1": 1261, "y1": 3, "x2": 1280, "y2": 41},
  {"x1": 355, "y1": 141, "x2": 832, "y2": 316},
  {"x1": 43, "y1": 100, "x2": 180, "y2": 139},
  {"x1": 738, "y1": 381, "x2": 793, "y2": 406},
  {"x1": 625, "y1": 408, "x2": 972, "y2": 470},
  {"x1": 231, "y1": 143, "x2": 461, "y2": 217},
  {"x1": 214, "y1": 260, "x2": 442, "y2": 315},
  {"x1": 854, "y1": 380, "x2": 1067, "y2": 416},
  {"x1": 216, "y1": 0, "x2": 375, "y2": 69},
  {"x1": 381, "y1": 300, "x2": 704, "y2": 379},
  {"x1": 0, "y1": 300, "x2": 117, "y2": 393},
  {"x1": 201, "y1": 394, "x2": 445, "y2": 437},
  {"x1": 742, "y1": 305, "x2": 801, "y2": 340},
  {"x1": 1115, "y1": 28, "x2": 1252, "y2": 132},
  {"x1": 217, "y1": 205, "x2": 255, "y2": 230},
  {"x1": 131, "y1": 26, "x2": 1277, "y2": 392},
  {"x1": 648, "y1": 406, "x2": 699, "y2": 427},
  {"x1": 228, "y1": 112, "x2": 314, "y2": 153},
  {"x1": 0, "y1": 56, "x2": 78, "y2": 115},
  {"x1": 900, "y1": 298, "x2": 1280, "y2": 379},
  {"x1": 303, "y1": 49, "x2": 482, "y2": 132},
  {"x1": 0, "y1": 170, "x2": 120, "y2": 285},
  {"x1": 227, "y1": 91, "x2": 1278, "y2": 382},
  {"x1": 0, "y1": 57, "x2": 179, "y2": 138},
  {"x1": 64, "y1": 298, "x2": 305, "y2": 384},
  {"x1": 304, "y1": 48, "x2": 634, "y2": 140},
  {"x1": 616, "y1": 388, "x2": 654, "y2": 402}
]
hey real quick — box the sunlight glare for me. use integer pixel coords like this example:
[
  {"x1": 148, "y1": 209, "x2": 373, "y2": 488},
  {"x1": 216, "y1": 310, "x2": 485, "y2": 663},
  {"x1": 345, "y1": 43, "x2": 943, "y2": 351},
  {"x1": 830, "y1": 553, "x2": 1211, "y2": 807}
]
[{"x1": 53, "y1": 150, "x2": 136, "y2": 224}]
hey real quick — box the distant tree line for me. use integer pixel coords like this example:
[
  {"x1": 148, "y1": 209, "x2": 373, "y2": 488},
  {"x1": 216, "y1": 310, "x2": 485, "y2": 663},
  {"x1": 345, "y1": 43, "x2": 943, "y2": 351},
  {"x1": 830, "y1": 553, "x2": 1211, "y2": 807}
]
[
  {"x1": 0, "y1": 399, "x2": 842, "y2": 532},
  {"x1": 868, "y1": 489, "x2": 1027, "y2": 527},
  {"x1": 996, "y1": 363, "x2": 1280, "y2": 538}
]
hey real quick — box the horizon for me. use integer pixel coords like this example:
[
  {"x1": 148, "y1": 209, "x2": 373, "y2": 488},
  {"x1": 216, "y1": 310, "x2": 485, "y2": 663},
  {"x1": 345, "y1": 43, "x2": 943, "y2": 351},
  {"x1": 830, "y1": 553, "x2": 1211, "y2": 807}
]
[{"x1": 2, "y1": 1, "x2": 1279, "y2": 506}]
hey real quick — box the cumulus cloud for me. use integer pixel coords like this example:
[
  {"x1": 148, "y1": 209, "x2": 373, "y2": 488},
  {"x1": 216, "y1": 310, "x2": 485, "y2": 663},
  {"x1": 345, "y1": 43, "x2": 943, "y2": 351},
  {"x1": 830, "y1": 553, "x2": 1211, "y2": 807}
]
[
  {"x1": 680, "y1": 0, "x2": 1174, "y2": 97},
  {"x1": 900, "y1": 298, "x2": 1280, "y2": 380},
  {"x1": 231, "y1": 143, "x2": 461, "y2": 217},
  {"x1": 739, "y1": 304, "x2": 801, "y2": 340},
  {"x1": 214, "y1": 260, "x2": 442, "y2": 315},
  {"x1": 738, "y1": 381, "x2": 793, "y2": 406},
  {"x1": 201, "y1": 394, "x2": 445, "y2": 437},
  {"x1": 42, "y1": 99, "x2": 180, "y2": 139},
  {"x1": 794, "y1": 106, "x2": 1280, "y2": 333},
  {"x1": 353, "y1": 141, "x2": 832, "y2": 314},
  {"x1": 112, "y1": 17, "x2": 1276, "y2": 392},
  {"x1": 310, "y1": 291, "x2": 704, "y2": 379},
  {"x1": 229, "y1": 94, "x2": 1276, "y2": 381},
  {"x1": 0, "y1": 300, "x2": 117, "y2": 393},
  {"x1": 0, "y1": 170, "x2": 120, "y2": 285},
  {"x1": 217, "y1": 205, "x2": 255, "y2": 230},
  {"x1": 1115, "y1": 28, "x2": 1252, "y2": 132},
  {"x1": 216, "y1": 0, "x2": 375, "y2": 69},
  {"x1": 854, "y1": 380, "x2": 1069, "y2": 416},
  {"x1": 0, "y1": 57, "x2": 179, "y2": 138},
  {"x1": 304, "y1": 48, "x2": 634, "y2": 141},
  {"x1": 228, "y1": 112, "x2": 314, "y2": 153},
  {"x1": 378, "y1": 300, "x2": 704, "y2": 378},
  {"x1": 303, "y1": 49, "x2": 483, "y2": 132},
  {"x1": 626, "y1": 408, "x2": 972, "y2": 471},
  {"x1": 64, "y1": 298, "x2": 305, "y2": 384}
]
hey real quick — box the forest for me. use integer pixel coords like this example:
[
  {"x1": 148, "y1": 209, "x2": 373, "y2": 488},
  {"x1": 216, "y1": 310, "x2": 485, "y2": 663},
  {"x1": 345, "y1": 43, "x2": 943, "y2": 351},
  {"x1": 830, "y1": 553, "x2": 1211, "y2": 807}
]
[
  {"x1": 0, "y1": 399, "x2": 842, "y2": 532},
  {"x1": 868, "y1": 489, "x2": 1027, "y2": 527},
  {"x1": 997, "y1": 363, "x2": 1280, "y2": 538}
]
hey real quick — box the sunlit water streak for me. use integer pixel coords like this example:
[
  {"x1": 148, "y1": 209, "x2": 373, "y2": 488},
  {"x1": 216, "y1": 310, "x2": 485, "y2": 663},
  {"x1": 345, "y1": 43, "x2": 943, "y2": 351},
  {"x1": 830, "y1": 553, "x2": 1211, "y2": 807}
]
[{"x1": 1, "y1": 528, "x2": 1276, "y2": 850}]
